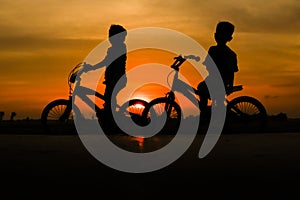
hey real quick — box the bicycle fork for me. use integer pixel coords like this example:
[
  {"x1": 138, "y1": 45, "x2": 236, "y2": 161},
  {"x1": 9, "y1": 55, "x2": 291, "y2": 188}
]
[{"x1": 59, "y1": 96, "x2": 72, "y2": 122}]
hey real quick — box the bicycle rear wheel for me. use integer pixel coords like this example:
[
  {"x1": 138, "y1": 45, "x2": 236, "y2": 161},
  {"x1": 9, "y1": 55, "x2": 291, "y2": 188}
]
[{"x1": 226, "y1": 96, "x2": 267, "y2": 133}]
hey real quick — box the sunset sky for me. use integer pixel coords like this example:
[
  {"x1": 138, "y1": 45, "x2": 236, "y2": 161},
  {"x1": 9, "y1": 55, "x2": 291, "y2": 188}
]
[{"x1": 0, "y1": 0, "x2": 300, "y2": 119}]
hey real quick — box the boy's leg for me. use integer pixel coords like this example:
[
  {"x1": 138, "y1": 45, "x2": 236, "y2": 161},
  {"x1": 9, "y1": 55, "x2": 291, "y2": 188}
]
[
  {"x1": 101, "y1": 85, "x2": 116, "y2": 133},
  {"x1": 197, "y1": 81, "x2": 209, "y2": 110},
  {"x1": 102, "y1": 82, "x2": 126, "y2": 133},
  {"x1": 197, "y1": 81, "x2": 211, "y2": 123}
]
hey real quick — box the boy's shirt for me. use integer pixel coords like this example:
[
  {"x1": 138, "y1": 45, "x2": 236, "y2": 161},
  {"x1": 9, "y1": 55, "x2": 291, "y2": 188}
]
[
  {"x1": 203, "y1": 45, "x2": 238, "y2": 88},
  {"x1": 103, "y1": 43, "x2": 127, "y2": 85}
]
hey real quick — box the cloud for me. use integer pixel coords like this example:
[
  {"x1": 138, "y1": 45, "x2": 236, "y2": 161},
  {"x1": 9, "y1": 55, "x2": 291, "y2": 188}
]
[
  {"x1": 138, "y1": 0, "x2": 300, "y2": 33},
  {"x1": 221, "y1": 0, "x2": 300, "y2": 34},
  {"x1": 1, "y1": 0, "x2": 299, "y2": 42},
  {"x1": 0, "y1": 35, "x2": 99, "y2": 52},
  {"x1": 264, "y1": 95, "x2": 279, "y2": 99}
]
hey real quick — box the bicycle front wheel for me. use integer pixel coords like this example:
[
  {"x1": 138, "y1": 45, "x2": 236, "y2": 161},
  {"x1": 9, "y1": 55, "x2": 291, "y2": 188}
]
[
  {"x1": 41, "y1": 99, "x2": 73, "y2": 127},
  {"x1": 142, "y1": 97, "x2": 182, "y2": 135},
  {"x1": 226, "y1": 96, "x2": 267, "y2": 133},
  {"x1": 117, "y1": 99, "x2": 149, "y2": 126}
]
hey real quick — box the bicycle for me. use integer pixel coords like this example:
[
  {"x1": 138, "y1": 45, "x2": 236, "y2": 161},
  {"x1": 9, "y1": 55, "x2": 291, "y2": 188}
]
[
  {"x1": 41, "y1": 63, "x2": 148, "y2": 133},
  {"x1": 141, "y1": 55, "x2": 268, "y2": 134}
]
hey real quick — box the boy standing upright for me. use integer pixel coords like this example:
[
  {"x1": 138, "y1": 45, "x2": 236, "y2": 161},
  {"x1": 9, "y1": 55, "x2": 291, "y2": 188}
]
[{"x1": 86, "y1": 24, "x2": 127, "y2": 130}]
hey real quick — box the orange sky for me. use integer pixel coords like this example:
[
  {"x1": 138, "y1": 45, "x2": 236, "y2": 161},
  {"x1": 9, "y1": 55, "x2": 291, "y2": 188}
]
[{"x1": 0, "y1": 0, "x2": 300, "y2": 119}]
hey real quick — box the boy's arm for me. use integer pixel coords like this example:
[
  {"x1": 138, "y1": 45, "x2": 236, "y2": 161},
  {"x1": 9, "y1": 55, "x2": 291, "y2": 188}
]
[
  {"x1": 83, "y1": 57, "x2": 107, "y2": 71},
  {"x1": 93, "y1": 59, "x2": 106, "y2": 69},
  {"x1": 93, "y1": 51, "x2": 110, "y2": 69},
  {"x1": 202, "y1": 46, "x2": 215, "y2": 74},
  {"x1": 91, "y1": 48, "x2": 111, "y2": 70}
]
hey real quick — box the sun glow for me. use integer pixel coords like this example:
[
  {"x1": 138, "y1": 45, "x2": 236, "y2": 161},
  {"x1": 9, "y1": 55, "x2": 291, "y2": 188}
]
[{"x1": 133, "y1": 103, "x2": 146, "y2": 109}]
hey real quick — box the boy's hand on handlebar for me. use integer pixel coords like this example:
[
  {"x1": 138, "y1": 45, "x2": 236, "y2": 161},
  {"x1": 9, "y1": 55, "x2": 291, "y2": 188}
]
[{"x1": 82, "y1": 63, "x2": 93, "y2": 72}]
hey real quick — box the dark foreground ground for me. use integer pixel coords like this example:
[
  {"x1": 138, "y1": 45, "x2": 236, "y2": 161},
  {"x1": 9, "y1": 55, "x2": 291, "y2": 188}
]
[{"x1": 0, "y1": 119, "x2": 300, "y2": 199}]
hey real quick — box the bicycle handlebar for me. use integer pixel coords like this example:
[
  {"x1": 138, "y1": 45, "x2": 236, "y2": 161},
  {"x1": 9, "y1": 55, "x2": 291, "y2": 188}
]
[
  {"x1": 74, "y1": 62, "x2": 90, "y2": 77},
  {"x1": 183, "y1": 55, "x2": 200, "y2": 62},
  {"x1": 171, "y1": 54, "x2": 200, "y2": 71}
]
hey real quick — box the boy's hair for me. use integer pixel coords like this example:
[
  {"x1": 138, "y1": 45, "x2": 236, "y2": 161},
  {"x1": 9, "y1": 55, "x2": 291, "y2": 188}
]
[
  {"x1": 216, "y1": 21, "x2": 235, "y2": 38},
  {"x1": 109, "y1": 24, "x2": 127, "y2": 38}
]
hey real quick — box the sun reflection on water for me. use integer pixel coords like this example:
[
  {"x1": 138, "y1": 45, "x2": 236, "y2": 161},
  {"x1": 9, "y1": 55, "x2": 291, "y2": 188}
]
[{"x1": 131, "y1": 136, "x2": 144, "y2": 152}]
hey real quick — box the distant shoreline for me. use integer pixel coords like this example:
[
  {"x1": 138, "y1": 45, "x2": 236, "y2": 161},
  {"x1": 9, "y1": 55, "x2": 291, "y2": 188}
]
[{"x1": 1, "y1": 117, "x2": 300, "y2": 135}]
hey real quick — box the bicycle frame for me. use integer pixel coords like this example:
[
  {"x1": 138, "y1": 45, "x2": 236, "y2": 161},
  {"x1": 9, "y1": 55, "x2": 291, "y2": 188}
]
[
  {"x1": 73, "y1": 85, "x2": 105, "y2": 111},
  {"x1": 170, "y1": 69, "x2": 201, "y2": 110},
  {"x1": 71, "y1": 68, "x2": 142, "y2": 119},
  {"x1": 71, "y1": 69, "x2": 109, "y2": 119}
]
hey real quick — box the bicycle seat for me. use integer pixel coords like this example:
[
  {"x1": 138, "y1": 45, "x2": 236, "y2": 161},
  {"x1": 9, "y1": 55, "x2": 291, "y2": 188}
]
[{"x1": 227, "y1": 85, "x2": 243, "y2": 95}]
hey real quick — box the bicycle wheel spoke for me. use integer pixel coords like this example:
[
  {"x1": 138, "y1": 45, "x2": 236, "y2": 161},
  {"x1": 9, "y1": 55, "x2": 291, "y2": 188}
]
[
  {"x1": 142, "y1": 98, "x2": 181, "y2": 135},
  {"x1": 226, "y1": 96, "x2": 267, "y2": 133}
]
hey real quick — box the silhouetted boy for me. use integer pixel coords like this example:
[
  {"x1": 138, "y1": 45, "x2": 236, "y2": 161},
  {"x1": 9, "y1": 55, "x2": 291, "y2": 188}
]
[
  {"x1": 87, "y1": 24, "x2": 127, "y2": 129},
  {"x1": 198, "y1": 21, "x2": 238, "y2": 116}
]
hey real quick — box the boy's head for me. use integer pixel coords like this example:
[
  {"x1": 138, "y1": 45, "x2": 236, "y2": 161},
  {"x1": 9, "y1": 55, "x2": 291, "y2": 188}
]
[
  {"x1": 108, "y1": 24, "x2": 127, "y2": 44},
  {"x1": 214, "y1": 21, "x2": 235, "y2": 45}
]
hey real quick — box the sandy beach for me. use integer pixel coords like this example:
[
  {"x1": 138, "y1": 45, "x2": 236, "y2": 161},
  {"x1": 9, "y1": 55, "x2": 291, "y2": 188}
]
[{"x1": 0, "y1": 120, "x2": 300, "y2": 198}]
